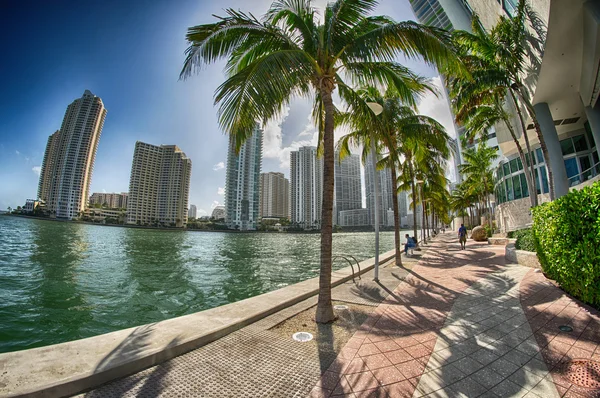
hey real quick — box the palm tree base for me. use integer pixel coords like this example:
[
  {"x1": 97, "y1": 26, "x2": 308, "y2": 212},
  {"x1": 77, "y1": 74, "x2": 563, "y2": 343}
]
[{"x1": 315, "y1": 305, "x2": 336, "y2": 324}]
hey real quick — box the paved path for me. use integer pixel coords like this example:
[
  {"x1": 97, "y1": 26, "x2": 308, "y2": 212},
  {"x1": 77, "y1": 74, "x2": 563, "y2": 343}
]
[{"x1": 310, "y1": 234, "x2": 600, "y2": 398}]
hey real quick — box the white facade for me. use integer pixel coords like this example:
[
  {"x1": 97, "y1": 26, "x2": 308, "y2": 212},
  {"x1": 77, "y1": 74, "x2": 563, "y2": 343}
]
[
  {"x1": 38, "y1": 90, "x2": 107, "y2": 219},
  {"x1": 89, "y1": 192, "x2": 128, "y2": 209},
  {"x1": 211, "y1": 205, "x2": 226, "y2": 220},
  {"x1": 126, "y1": 142, "x2": 192, "y2": 227},
  {"x1": 290, "y1": 146, "x2": 323, "y2": 229},
  {"x1": 188, "y1": 204, "x2": 197, "y2": 219},
  {"x1": 364, "y1": 152, "x2": 396, "y2": 227},
  {"x1": 334, "y1": 152, "x2": 363, "y2": 225},
  {"x1": 224, "y1": 124, "x2": 263, "y2": 230}
]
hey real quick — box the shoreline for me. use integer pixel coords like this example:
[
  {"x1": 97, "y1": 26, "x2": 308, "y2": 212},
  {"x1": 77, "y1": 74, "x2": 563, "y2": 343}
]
[{"x1": 1, "y1": 214, "x2": 408, "y2": 234}]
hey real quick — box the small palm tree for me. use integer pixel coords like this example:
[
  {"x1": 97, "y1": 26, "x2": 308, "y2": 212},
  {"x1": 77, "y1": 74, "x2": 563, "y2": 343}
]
[{"x1": 180, "y1": 0, "x2": 463, "y2": 323}]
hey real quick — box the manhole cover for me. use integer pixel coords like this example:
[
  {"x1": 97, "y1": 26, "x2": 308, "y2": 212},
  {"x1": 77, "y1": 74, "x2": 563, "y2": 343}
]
[
  {"x1": 334, "y1": 305, "x2": 349, "y2": 310},
  {"x1": 292, "y1": 332, "x2": 313, "y2": 342},
  {"x1": 559, "y1": 325, "x2": 573, "y2": 332},
  {"x1": 565, "y1": 359, "x2": 600, "y2": 389}
]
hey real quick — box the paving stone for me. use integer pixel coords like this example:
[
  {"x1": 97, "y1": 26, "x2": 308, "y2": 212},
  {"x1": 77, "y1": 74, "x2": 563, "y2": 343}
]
[
  {"x1": 446, "y1": 377, "x2": 489, "y2": 398},
  {"x1": 472, "y1": 366, "x2": 506, "y2": 389}
]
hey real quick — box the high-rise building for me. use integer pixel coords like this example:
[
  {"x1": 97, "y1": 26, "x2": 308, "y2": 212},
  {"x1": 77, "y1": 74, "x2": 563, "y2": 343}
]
[
  {"x1": 364, "y1": 152, "x2": 395, "y2": 227},
  {"x1": 89, "y1": 192, "x2": 128, "y2": 209},
  {"x1": 334, "y1": 151, "x2": 362, "y2": 225},
  {"x1": 259, "y1": 172, "x2": 290, "y2": 219},
  {"x1": 290, "y1": 146, "x2": 323, "y2": 229},
  {"x1": 188, "y1": 204, "x2": 197, "y2": 219},
  {"x1": 126, "y1": 142, "x2": 192, "y2": 228},
  {"x1": 211, "y1": 205, "x2": 226, "y2": 221},
  {"x1": 225, "y1": 124, "x2": 263, "y2": 230},
  {"x1": 37, "y1": 90, "x2": 107, "y2": 219}
]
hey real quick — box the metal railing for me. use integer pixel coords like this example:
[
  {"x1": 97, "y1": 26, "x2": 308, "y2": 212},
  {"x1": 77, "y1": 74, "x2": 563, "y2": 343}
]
[
  {"x1": 568, "y1": 160, "x2": 600, "y2": 187},
  {"x1": 332, "y1": 255, "x2": 361, "y2": 283}
]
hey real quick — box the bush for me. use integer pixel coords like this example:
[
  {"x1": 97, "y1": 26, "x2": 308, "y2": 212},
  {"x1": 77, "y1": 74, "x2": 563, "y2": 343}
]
[
  {"x1": 532, "y1": 181, "x2": 600, "y2": 308},
  {"x1": 512, "y1": 228, "x2": 535, "y2": 252}
]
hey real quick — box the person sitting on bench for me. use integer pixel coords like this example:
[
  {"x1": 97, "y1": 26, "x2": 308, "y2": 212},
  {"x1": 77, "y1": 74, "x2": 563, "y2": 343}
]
[{"x1": 404, "y1": 234, "x2": 416, "y2": 255}]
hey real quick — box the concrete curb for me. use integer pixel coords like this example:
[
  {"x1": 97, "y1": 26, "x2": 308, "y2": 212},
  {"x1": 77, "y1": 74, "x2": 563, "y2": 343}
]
[
  {"x1": 488, "y1": 238, "x2": 516, "y2": 246},
  {"x1": 505, "y1": 243, "x2": 541, "y2": 269},
  {"x1": 0, "y1": 250, "x2": 395, "y2": 398}
]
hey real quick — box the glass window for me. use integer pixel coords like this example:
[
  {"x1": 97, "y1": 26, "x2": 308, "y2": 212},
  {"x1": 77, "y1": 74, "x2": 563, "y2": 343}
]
[
  {"x1": 561, "y1": 138, "x2": 575, "y2": 155},
  {"x1": 525, "y1": 153, "x2": 531, "y2": 167},
  {"x1": 512, "y1": 175, "x2": 522, "y2": 199},
  {"x1": 530, "y1": 151, "x2": 537, "y2": 165},
  {"x1": 573, "y1": 135, "x2": 588, "y2": 152},
  {"x1": 516, "y1": 157, "x2": 523, "y2": 171},
  {"x1": 509, "y1": 158, "x2": 519, "y2": 173},
  {"x1": 580, "y1": 156, "x2": 592, "y2": 182},
  {"x1": 534, "y1": 168, "x2": 541, "y2": 194},
  {"x1": 520, "y1": 173, "x2": 529, "y2": 198},
  {"x1": 584, "y1": 121, "x2": 596, "y2": 149},
  {"x1": 540, "y1": 166, "x2": 549, "y2": 194},
  {"x1": 503, "y1": 162, "x2": 510, "y2": 177},
  {"x1": 564, "y1": 158, "x2": 579, "y2": 179},
  {"x1": 497, "y1": 165, "x2": 504, "y2": 179},
  {"x1": 506, "y1": 178, "x2": 514, "y2": 201},
  {"x1": 536, "y1": 148, "x2": 544, "y2": 164}
]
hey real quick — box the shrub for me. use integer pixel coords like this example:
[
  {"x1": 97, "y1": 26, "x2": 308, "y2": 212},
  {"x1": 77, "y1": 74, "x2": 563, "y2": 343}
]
[
  {"x1": 513, "y1": 228, "x2": 535, "y2": 252},
  {"x1": 532, "y1": 181, "x2": 600, "y2": 308}
]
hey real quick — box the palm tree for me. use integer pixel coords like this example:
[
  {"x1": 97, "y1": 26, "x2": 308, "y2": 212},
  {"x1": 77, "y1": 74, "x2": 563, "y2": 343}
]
[
  {"x1": 459, "y1": 143, "x2": 498, "y2": 230},
  {"x1": 180, "y1": 0, "x2": 463, "y2": 323},
  {"x1": 451, "y1": 1, "x2": 550, "y2": 198},
  {"x1": 450, "y1": 184, "x2": 472, "y2": 226},
  {"x1": 337, "y1": 85, "x2": 436, "y2": 267}
]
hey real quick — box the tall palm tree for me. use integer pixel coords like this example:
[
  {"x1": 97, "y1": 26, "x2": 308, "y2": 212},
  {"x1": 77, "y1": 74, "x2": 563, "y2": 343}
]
[
  {"x1": 450, "y1": 184, "x2": 472, "y2": 226},
  {"x1": 180, "y1": 0, "x2": 463, "y2": 323},
  {"x1": 459, "y1": 143, "x2": 498, "y2": 230},
  {"x1": 337, "y1": 85, "x2": 436, "y2": 267},
  {"x1": 451, "y1": 1, "x2": 549, "y2": 197}
]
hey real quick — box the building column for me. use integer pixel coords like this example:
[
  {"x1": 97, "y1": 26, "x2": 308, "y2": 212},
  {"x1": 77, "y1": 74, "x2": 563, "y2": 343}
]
[
  {"x1": 584, "y1": 103, "x2": 600, "y2": 151},
  {"x1": 533, "y1": 102, "x2": 569, "y2": 198}
]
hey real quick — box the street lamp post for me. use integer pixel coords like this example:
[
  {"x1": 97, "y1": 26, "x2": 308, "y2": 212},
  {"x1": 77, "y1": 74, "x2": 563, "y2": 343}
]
[
  {"x1": 416, "y1": 179, "x2": 424, "y2": 245},
  {"x1": 366, "y1": 102, "x2": 383, "y2": 281}
]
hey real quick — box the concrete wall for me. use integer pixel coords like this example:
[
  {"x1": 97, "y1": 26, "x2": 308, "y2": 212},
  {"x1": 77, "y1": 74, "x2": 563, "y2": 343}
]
[
  {"x1": 505, "y1": 243, "x2": 542, "y2": 269},
  {"x1": 495, "y1": 194, "x2": 551, "y2": 232}
]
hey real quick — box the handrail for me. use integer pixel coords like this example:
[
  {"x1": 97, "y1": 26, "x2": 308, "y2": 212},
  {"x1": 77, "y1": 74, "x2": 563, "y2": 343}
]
[
  {"x1": 332, "y1": 255, "x2": 362, "y2": 283},
  {"x1": 568, "y1": 159, "x2": 600, "y2": 187}
]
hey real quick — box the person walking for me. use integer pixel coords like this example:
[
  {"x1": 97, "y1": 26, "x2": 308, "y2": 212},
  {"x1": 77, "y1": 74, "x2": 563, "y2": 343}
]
[
  {"x1": 404, "y1": 234, "x2": 416, "y2": 256},
  {"x1": 458, "y1": 224, "x2": 467, "y2": 250}
]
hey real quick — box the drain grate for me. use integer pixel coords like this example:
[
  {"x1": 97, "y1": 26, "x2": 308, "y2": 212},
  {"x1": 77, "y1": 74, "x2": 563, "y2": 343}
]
[
  {"x1": 292, "y1": 332, "x2": 313, "y2": 342},
  {"x1": 334, "y1": 305, "x2": 349, "y2": 310},
  {"x1": 565, "y1": 359, "x2": 600, "y2": 389}
]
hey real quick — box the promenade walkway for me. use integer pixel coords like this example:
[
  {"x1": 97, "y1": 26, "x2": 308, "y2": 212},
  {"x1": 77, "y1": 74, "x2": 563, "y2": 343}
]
[{"x1": 79, "y1": 233, "x2": 600, "y2": 398}]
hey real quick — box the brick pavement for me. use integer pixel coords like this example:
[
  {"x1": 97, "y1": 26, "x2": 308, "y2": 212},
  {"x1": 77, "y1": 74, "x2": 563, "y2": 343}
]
[{"x1": 310, "y1": 234, "x2": 600, "y2": 398}]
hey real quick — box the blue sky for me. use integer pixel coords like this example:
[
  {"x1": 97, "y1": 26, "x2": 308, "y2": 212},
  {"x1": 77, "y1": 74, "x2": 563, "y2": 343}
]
[{"x1": 0, "y1": 0, "x2": 456, "y2": 215}]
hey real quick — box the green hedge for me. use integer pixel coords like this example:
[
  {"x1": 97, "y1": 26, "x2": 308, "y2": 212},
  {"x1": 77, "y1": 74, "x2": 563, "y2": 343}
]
[
  {"x1": 532, "y1": 181, "x2": 600, "y2": 308},
  {"x1": 512, "y1": 228, "x2": 535, "y2": 252}
]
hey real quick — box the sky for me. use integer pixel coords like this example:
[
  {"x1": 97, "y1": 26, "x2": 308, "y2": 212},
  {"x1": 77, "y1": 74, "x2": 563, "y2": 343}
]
[{"x1": 0, "y1": 0, "x2": 457, "y2": 216}]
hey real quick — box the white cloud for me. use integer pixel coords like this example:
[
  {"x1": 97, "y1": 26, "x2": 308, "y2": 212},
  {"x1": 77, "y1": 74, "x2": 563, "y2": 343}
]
[
  {"x1": 15, "y1": 150, "x2": 20, "y2": 156},
  {"x1": 210, "y1": 200, "x2": 220, "y2": 209},
  {"x1": 416, "y1": 76, "x2": 457, "y2": 139},
  {"x1": 212, "y1": 162, "x2": 225, "y2": 171},
  {"x1": 32, "y1": 166, "x2": 41, "y2": 176},
  {"x1": 217, "y1": 187, "x2": 224, "y2": 195},
  {"x1": 197, "y1": 208, "x2": 207, "y2": 216},
  {"x1": 102, "y1": 189, "x2": 107, "y2": 193},
  {"x1": 262, "y1": 106, "x2": 291, "y2": 160}
]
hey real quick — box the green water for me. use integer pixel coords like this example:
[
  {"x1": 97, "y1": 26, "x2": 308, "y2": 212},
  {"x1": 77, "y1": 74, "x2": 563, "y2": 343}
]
[{"x1": 0, "y1": 216, "x2": 403, "y2": 353}]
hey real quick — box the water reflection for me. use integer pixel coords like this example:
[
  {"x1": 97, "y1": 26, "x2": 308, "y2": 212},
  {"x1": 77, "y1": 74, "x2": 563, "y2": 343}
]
[
  {"x1": 121, "y1": 229, "x2": 205, "y2": 326},
  {"x1": 28, "y1": 221, "x2": 92, "y2": 347}
]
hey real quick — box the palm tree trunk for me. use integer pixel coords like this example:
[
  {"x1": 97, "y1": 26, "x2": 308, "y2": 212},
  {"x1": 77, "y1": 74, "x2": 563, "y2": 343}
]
[
  {"x1": 508, "y1": 90, "x2": 537, "y2": 207},
  {"x1": 411, "y1": 179, "x2": 418, "y2": 245},
  {"x1": 315, "y1": 86, "x2": 335, "y2": 324},
  {"x1": 390, "y1": 166, "x2": 402, "y2": 266},
  {"x1": 421, "y1": 191, "x2": 426, "y2": 243},
  {"x1": 425, "y1": 202, "x2": 430, "y2": 239}
]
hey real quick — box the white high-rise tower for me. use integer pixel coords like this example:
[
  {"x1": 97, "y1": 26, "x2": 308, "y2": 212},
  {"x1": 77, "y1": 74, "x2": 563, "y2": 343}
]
[{"x1": 290, "y1": 146, "x2": 323, "y2": 229}]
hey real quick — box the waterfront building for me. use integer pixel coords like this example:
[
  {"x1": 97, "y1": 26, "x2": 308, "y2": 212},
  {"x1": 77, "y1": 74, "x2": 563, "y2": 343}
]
[
  {"x1": 37, "y1": 90, "x2": 107, "y2": 219},
  {"x1": 22, "y1": 199, "x2": 41, "y2": 214},
  {"x1": 188, "y1": 204, "x2": 197, "y2": 219},
  {"x1": 334, "y1": 151, "x2": 362, "y2": 225},
  {"x1": 89, "y1": 192, "x2": 128, "y2": 209},
  {"x1": 338, "y1": 208, "x2": 369, "y2": 227},
  {"x1": 224, "y1": 124, "x2": 263, "y2": 230},
  {"x1": 290, "y1": 146, "x2": 323, "y2": 229},
  {"x1": 126, "y1": 142, "x2": 192, "y2": 228},
  {"x1": 364, "y1": 152, "x2": 395, "y2": 227},
  {"x1": 211, "y1": 205, "x2": 226, "y2": 221},
  {"x1": 259, "y1": 172, "x2": 290, "y2": 220}
]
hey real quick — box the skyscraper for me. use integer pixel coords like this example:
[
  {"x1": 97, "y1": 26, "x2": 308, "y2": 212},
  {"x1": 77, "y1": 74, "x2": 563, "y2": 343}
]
[
  {"x1": 89, "y1": 192, "x2": 128, "y2": 209},
  {"x1": 364, "y1": 152, "x2": 395, "y2": 227},
  {"x1": 188, "y1": 204, "x2": 197, "y2": 219},
  {"x1": 259, "y1": 172, "x2": 290, "y2": 219},
  {"x1": 37, "y1": 90, "x2": 107, "y2": 219},
  {"x1": 334, "y1": 151, "x2": 362, "y2": 224},
  {"x1": 126, "y1": 142, "x2": 192, "y2": 227},
  {"x1": 225, "y1": 124, "x2": 263, "y2": 230},
  {"x1": 290, "y1": 146, "x2": 323, "y2": 229}
]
